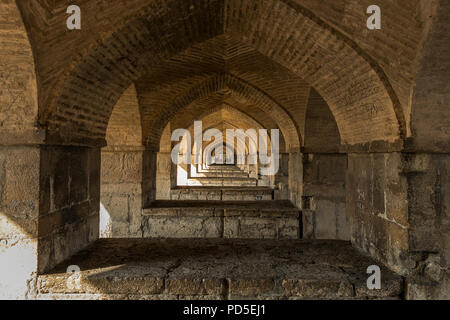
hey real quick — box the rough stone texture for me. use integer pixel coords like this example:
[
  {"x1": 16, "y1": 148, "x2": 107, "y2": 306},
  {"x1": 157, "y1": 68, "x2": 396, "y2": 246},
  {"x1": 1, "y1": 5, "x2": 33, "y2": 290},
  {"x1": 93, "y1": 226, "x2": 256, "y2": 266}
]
[
  {"x1": 402, "y1": 154, "x2": 450, "y2": 299},
  {"x1": 100, "y1": 149, "x2": 144, "y2": 238},
  {"x1": 142, "y1": 201, "x2": 300, "y2": 239},
  {"x1": 15, "y1": 0, "x2": 412, "y2": 147},
  {"x1": 1, "y1": 0, "x2": 449, "y2": 300},
  {"x1": 288, "y1": 152, "x2": 303, "y2": 209},
  {"x1": 171, "y1": 187, "x2": 274, "y2": 201},
  {"x1": 303, "y1": 154, "x2": 349, "y2": 240},
  {"x1": 347, "y1": 152, "x2": 449, "y2": 295},
  {"x1": 156, "y1": 152, "x2": 172, "y2": 200},
  {"x1": 303, "y1": 89, "x2": 341, "y2": 153},
  {"x1": 0, "y1": 1, "x2": 38, "y2": 133},
  {"x1": 347, "y1": 153, "x2": 409, "y2": 275},
  {"x1": 274, "y1": 153, "x2": 290, "y2": 200},
  {"x1": 0, "y1": 146, "x2": 40, "y2": 299},
  {"x1": 38, "y1": 146, "x2": 100, "y2": 273},
  {"x1": 37, "y1": 239, "x2": 404, "y2": 300}
]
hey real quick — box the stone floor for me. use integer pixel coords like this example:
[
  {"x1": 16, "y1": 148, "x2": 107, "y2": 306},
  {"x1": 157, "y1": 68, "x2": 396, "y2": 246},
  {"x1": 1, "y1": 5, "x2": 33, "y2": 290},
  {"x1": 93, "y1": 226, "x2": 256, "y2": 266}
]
[{"x1": 38, "y1": 239, "x2": 404, "y2": 300}]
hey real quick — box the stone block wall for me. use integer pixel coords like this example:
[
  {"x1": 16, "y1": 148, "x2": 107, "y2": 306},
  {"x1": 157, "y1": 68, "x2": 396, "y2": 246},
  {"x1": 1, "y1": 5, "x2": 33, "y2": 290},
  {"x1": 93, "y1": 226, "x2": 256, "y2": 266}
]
[
  {"x1": 141, "y1": 208, "x2": 300, "y2": 239},
  {"x1": 274, "y1": 153, "x2": 290, "y2": 200},
  {"x1": 1, "y1": 144, "x2": 100, "y2": 298},
  {"x1": 38, "y1": 146, "x2": 100, "y2": 273},
  {"x1": 288, "y1": 152, "x2": 303, "y2": 209},
  {"x1": 347, "y1": 152, "x2": 449, "y2": 299},
  {"x1": 156, "y1": 152, "x2": 172, "y2": 200},
  {"x1": 404, "y1": 153, "x2": 449, "y2": 299},
  {"x1": 347, "y1": 153, "x2": 409, "y2": 274},
  {"x1": 0, "y1": 146, "x2": 40, "y2": 299},
  {"x1": 302, "y1": 153, "x2": 349, "y2": 240},
  {"x1": 142, "y1": 150, "x2": 157, "y2": 208},
  {"x1": 100, "y1": 148, "x2": 144, "y2": 238}
]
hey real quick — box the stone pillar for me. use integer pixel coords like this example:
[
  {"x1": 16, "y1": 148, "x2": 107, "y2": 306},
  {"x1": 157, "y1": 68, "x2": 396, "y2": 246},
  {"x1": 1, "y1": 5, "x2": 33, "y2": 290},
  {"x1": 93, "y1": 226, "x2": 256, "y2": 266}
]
[
  {"x1": 1, "y1": 143, "x2": 101, "y2": 298},
  {"x1": 0, "y1": 145, "x2": 40, "y2": 299},
  {"x1": 101, "y1": 147, "x2": 145, "y2": 237},
  {"x1": 346, "y1": 151, "x2": 449, "y2": 299},
  {"x1": 247, "y1": 154, "x2": 258, "y2": 179},
  {"x1": 170, "y1": 160, "x2": 178, "y2": 190},
  {"x1": 274, "y1": 153, "x2": 289, "y2": 200},
  {"x1": 156, "y1": 152, "x2": 172, "y2": 199},
  {"x1": 347, "y1": 153, "x2": 408, "y2": 273},
  {"x1": 402, "y1": 153, "x2": 449, "y2": 299},
  {"x1": 143, "y1": 150, "x2": 158, "y2": 207},
  {"x1": 288, "y1": 152, "x2": 303, "y2": 209},
  {"x1": 302, "y1": 153, "x2": 349, "y2": 240},
  {"x1": 39, "y1": 145, "x2": 100, "y2": 272}
]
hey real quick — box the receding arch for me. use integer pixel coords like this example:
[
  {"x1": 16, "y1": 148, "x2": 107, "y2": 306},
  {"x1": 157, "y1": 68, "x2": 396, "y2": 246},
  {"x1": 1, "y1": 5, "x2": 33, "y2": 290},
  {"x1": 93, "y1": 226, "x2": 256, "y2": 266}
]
[
  {"x1": 146, "y1": 73, "x2": 299, "y2": 152},
  {"x1": 39, "y1": 0, "x2": 404, "y2": 149},
  {"x1": 105, "y1": 83, "x2": 142, "y2": 148},
  {"x1": 181, "y1": 104, "x2": 268, "y2": 133},
  {"x1": 167, "y1": 91, "x2": 285, "y2": 150}
]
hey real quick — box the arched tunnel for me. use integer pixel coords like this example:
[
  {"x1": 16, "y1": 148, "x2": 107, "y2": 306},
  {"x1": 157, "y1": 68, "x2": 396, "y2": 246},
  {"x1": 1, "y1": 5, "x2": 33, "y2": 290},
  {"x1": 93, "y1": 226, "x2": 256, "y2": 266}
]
[{"x1": 0, "y1": 0, "x2": 448, "y2": 300}]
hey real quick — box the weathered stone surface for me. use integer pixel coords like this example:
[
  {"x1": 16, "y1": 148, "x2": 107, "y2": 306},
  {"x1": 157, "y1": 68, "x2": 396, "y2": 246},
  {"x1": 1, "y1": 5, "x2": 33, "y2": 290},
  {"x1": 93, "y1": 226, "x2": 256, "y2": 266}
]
[
  {"x1": 37, "y1": 239, "x2": 404, "y2": 300},
  {"x1": 142, "y1": 201, "x2": 299, "y2": 239},
  {"x1": 170, "y1": 187, "x2": 274, "y2": 201},
  {"x1": 1, "y1": 0, "x2": 449, "y2": 301},
  {"x1": 303, "y1": 153, "x2": 349, "y2": 240}
]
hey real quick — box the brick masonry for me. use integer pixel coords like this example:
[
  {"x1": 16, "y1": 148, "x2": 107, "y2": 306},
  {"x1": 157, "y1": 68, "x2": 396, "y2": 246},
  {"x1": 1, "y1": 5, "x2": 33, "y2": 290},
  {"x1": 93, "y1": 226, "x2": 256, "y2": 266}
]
[{"x1": 0, "y1": 0, "x2": 449, "y2": 300}]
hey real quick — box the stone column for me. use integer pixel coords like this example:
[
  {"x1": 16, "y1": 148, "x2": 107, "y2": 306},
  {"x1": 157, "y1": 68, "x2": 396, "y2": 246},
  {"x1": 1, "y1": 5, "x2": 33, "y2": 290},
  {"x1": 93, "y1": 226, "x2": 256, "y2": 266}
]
[
  {"x1": 0, "y1": 144, "x2": 41, "y2": 299},
  {"x1": 1, "y1": 142, "x2": 101, "y2": 298},
  {"x1": 100, "y1": 146, "x2": 146, "y2": 237},
  {"x1": 39, "y1": 145, "x2": 100, "y2": 272},
  {"x1": 288, "y1": 152, "x2": 303, "y2": 209},
  {"x1": 302, "y1": 153, "x2": 349, "y2": 240},
  {"x1": 346, "y1": 152, "x2": 409, "y2": 274},
  {"x1": 274, "y1": 153, "x2": 290, "y2": 200},
  {"x1": 156, "y1": 152, "x2": 172, "y2": 199}
]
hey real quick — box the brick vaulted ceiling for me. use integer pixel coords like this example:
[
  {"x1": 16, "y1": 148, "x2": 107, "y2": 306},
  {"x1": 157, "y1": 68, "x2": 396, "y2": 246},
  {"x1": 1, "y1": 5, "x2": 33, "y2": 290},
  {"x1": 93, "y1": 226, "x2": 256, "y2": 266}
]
[{"x1": 16, "y1": 0, "x2": 432, "y2": 148}]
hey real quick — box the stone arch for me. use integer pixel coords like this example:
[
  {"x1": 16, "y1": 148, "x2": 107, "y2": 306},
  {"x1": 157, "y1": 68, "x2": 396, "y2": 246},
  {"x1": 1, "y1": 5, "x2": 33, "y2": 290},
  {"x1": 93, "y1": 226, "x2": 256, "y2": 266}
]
[
  {"x1": 185, "y1": 106, "x2": 270, "y2": 150},
  {"x1": 0, "y1": 1, "x2": 39, "y2": 139},
  {"x1": 39, "y1": 0, "x2": 404, "y2": 150},
  {"x1": 0, "y1": 1, "x2": 41, "y2": 300},
  {"x1": 182, "y1": 104, "x2": 268, "y2": 133},
  {"x1": 146, "y1": 74, "x2": 299, "y2": 152},
  {"x1": 104, "y1": 83, "x2": 142, "y2": 148},
  {"x1": 168, "y1": 93, "x2": 286, "y2": 151},
  {"x1": 203, "y1": 139, "x2": 238, "y2": 165},
  {"x1": 200, "y1": 121, "x2": 256, "y2": 156},
  {"x1": 304, "y1": 88, "x2": 341, "y2": 153}
]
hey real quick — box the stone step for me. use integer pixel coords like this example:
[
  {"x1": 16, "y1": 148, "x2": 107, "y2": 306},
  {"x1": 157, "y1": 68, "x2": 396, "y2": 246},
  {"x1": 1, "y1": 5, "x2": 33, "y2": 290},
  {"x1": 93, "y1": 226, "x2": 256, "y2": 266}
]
[
  {"x1": 170, "y1": 187, "x2": 274, "y2": 201},
  {"x1": 196, "y1": 168, "x2": 244, "y2": 174},
  {"x1": 193, "y1": 171, "x2": 250, "y2": 178},
  {"x1": 142, "y1": 200, "x2": 299, "y2": 239},
  {"x1": 37, "y1": 239, "x2": 404, "y2": 300},
  {"x1": 187, "y1": 177, "x2": 258, "y2": 187},
  {"x1": 199, "y1": 165, "x2": 243, "y2": 172}
]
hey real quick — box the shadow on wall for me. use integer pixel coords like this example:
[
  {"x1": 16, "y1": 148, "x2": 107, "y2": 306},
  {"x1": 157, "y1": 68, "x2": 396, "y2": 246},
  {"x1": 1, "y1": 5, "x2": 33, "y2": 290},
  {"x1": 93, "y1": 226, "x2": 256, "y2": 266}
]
[{"x1": 99, "y1": 203, "x2": 112, "y2": 238}]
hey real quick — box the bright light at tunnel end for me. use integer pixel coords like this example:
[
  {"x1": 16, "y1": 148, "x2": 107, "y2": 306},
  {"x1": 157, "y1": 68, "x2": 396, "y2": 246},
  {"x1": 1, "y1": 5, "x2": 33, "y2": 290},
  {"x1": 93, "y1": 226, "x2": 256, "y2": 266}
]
[{"x1": 170, "y1": 121, "x2": 280, "y2": 176}]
